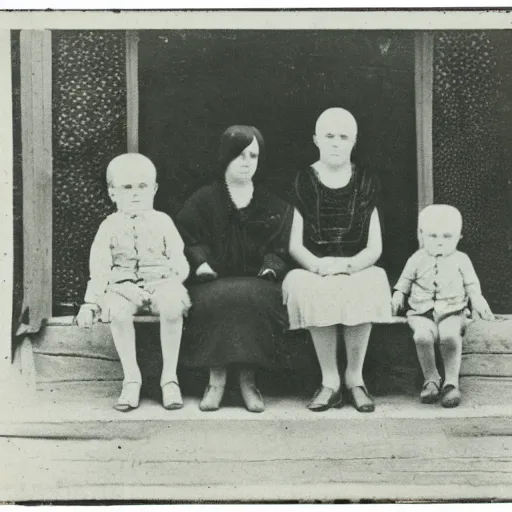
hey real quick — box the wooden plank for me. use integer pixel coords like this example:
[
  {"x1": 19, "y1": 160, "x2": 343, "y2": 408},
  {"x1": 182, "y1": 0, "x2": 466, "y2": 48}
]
[
  {"x1": 0, "y1": 30, "x2": 13, "y2": 367},
  {"x1": 15, "y1": 336, "x2": 35, "y2": 393},
  {"x1": 20, "y1": 30, "x2": 52, "y2": 333},
  {"x1": 414, "y1": 31, "x2": 434, "y2": 212},
  {"x1": 126, "y1": 30, "x2": 139, "y2": 152},
  {"x1": 48, "y1": 315, "x2": 160, "y2": 325},
  {"x1": 1, "y1": 482, "x2": 511, "y2": 504},
  {"x1": 33, "y1": 318, "x2": 512, "y2": 362},
  {"x1": 44, "y1": 314, "x2": 512, "y2": 327},
  {"x1": 30, "y1": 375, "x2": 512, "y2": 415},
  {"x1": 32, "y1": 323, "x2": 120, "y2": 360},
  {"x1": 2, "y1": 453, "x2": 512, "y2": 491},
  {"x1": 461, "y1": 353, "x2": 512, "y2": 378},
  {"x1": 5, "y1": 422, "x2": 512, "y2": 463},
  {"x1": 464, "y1": 319, "x2": 512, "y2": 354},
  {"x1": 3, "y1": 393, "x2": 512, "y2": 440},
  {"x1": 33, "y1": 353, "x2": 123, "y2": 382}
]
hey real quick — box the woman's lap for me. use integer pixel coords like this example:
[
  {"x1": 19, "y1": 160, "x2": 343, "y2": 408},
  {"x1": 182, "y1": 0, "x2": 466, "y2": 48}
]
[
  {"x1": 283, "y1": 266, "x2": 392, "y2": 330},
  {"x1": 181, "y1": 277, "x2": 287, "y2": 368}
]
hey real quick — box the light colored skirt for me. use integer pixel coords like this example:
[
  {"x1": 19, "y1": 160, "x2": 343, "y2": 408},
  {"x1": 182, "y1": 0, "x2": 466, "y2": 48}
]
[{"x1": 283, "y1": 266, "x2": 392, "y2": 330}]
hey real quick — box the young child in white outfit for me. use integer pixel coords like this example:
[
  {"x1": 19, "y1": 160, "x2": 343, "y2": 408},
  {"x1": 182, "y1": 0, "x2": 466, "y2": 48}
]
[
  {"x1": 76, "y1": 153, "x2": 191, "y2": 412},
  {"x1": 392, "y1": 204, "x2": 494, "y2": 408}
]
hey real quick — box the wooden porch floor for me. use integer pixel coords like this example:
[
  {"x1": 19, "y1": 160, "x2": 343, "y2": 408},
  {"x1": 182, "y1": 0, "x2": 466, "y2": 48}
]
[{"x1": 1, "y1": 378, "x2": 512, "y2": 502}]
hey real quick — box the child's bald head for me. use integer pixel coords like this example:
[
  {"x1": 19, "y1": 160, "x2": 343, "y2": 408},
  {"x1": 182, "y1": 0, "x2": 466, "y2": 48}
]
[
  {"x1": 418, "y1": 204, "x2": 462, "y2": 256},
  {"x1": 106, "y1": 153, "x2": 157, "y2": 188},
  {"x1": 419, "y1": 204, "x2": 462, "y2": 234},
  {"x1": 106, "y1": 153, "x2": 158, "y2": 213}
]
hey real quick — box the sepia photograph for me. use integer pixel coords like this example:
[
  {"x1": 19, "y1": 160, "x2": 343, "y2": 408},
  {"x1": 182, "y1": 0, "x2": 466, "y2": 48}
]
[{"x1": 1, "y1": 7, "x2": 512, "y2": 503}]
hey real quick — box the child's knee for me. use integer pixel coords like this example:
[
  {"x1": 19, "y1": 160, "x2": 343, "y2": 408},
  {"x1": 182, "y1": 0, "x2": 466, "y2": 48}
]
[
  {"x1": 104, "y1": 294, "x2": 136, "y2": 324},
  {"x1": 438, "y1": 318, "x2": 463, "y2": 347},
  {"x1": 439, "y1": 329, "x2": 462, "y2": 348},
  {"x1": 412, "y1": 328, "x2": 435, "y2": 346},
  {"x1": 159, "y1": 301, "x2": 186, "y2": 321},
  {"x1": 154, "y1": 293, "x2": 187, "y2": 321},
  {"x1": 153, "y1": 282, "x2": 189, "y2": 321}
]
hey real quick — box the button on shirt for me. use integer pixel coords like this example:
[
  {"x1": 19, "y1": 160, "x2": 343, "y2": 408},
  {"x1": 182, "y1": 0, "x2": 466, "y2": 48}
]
[
  {"x1": 84, "y1": 210, "x2": 189, "y2": 305},
  {"x1": 394, "y1": 249, "x2": 481, "y2": 318}
]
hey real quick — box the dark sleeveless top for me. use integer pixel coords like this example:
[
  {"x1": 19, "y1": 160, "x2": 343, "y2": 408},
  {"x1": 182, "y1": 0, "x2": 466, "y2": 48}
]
[{"x1": 292, "y1": 165, "x2": 380, "y2": 258}]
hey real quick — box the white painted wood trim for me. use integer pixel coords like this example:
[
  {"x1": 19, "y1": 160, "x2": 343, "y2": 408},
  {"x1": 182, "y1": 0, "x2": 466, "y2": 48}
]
[
  {"x1": 414, "y1": 32, "x2": 434, "y2": 213},
  {"x1": 20, "y1": 29, "x2": 53, "y2": 332},
  {"x1": 126, "y1": 30, "x2": 139, "y2": 153},
  {"x1": 0, "y1": 30, "x2": 13, "y2": 368}
]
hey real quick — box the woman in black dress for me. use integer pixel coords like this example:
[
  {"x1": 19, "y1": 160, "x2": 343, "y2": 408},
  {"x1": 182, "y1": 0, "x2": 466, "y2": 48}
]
[{"x1": 177, "y1": 125, "x2": 293, "y2": 413}]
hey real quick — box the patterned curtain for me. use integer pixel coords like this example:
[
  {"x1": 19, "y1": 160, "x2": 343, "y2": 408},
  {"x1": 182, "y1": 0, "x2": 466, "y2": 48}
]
[
  {"x1": 52, "y1": 31, "x2": 127, "y2": 313},
  {"x1": 433, "y1": 31, "x2": 512, "y2": 312}
]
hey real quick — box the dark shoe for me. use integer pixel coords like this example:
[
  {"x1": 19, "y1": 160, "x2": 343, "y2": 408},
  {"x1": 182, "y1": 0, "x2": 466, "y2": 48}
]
[
  {"x1": 347, "y1": 386, "x2": 375, "y2": 413},
  {"x1": 240, "y1": 383, "x2": 265, "y2": 413},
  {"x1": 199, "y1": 385, "x2": 225, "y2": 412},
  {"x1": 161, "y1": 381, "x2": 183, "y2": 410},
  {"x1": 440, "y1": 384, "x2": 461, "y2": 408},
  {"x1": 114, "y1": 382, "x2": 141, "y2": 412},
  {"x1": 420, "y1": 380, "x2": 441, "y2": 404},
  {"x1": 308, "y1": 386, "x2": 343, "y2": 412}
]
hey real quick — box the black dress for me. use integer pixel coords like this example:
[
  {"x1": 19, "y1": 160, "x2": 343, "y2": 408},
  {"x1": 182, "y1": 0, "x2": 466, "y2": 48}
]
[{"x1": 176, "y1": 180, "x2": 293, "y2": 368}]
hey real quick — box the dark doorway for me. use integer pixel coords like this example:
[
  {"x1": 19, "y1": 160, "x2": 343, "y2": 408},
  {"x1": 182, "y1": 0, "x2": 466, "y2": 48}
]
[{"x1": 138, "y1": 30, "x2": 418, "y2": 282}]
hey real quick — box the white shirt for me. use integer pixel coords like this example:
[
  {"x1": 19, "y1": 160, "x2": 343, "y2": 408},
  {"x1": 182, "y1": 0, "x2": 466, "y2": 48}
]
[{"x1": 84, "y1": 209, "x2": 189, "y2": 305}]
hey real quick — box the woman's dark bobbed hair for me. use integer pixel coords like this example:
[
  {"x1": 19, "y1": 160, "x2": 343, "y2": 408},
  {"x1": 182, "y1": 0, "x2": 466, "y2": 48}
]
[{"x1": 218, "y1": 125, "x2": 265, "y2": 176}]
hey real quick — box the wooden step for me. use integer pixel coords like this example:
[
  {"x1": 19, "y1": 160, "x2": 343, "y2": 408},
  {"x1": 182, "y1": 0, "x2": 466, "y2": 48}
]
[
  {"x1": 28, "y1": 317, "x2": 512, "y2": 396},
  {"x1": 8, "y1": 317, "x2": 512, "y2": 501},
  {"x1": 1, "y1": 378, "x2": 512, "y2": 501}
]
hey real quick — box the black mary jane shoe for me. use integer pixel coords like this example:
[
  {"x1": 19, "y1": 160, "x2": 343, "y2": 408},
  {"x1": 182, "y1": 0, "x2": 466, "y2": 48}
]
[
  {"x1": 346, "y1": 386, "x2": 375, "y2": 413},
  {"x1": 308, "y1": 386, "x2": 343, "y2": 412}
]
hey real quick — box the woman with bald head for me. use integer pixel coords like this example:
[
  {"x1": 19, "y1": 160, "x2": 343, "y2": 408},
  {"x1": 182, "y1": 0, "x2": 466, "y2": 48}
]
[{"x1": 283, "y1": 108, "x2": 392, "y2": 413}]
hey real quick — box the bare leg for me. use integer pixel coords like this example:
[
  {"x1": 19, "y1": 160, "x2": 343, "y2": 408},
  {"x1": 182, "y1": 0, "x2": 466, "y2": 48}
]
[
  {"x1": 152, "y1": 287, "x2": 186, "y2": 387},
  {"x1": 408, "y1": 316, "x2": 442, "y2": 385},
  {"x1": 438, "y1": 315, "x2": 464, "y2": 388},
  {"x1": 308, "y1": 325, "x2": 341, "y2": 391},
  {"x1": 159, "y1": 315, "x2": 183, "y2": 385},
  {"x1": 152, "y1": 282, "x2": 189, "y2": 409},
  {"x1": 343, "y1": 323, "x2": 372, "y2": 389},
  {"x1": 438, "y1": 315, "x2": 464, "y2": 408},
  {"x1": 105, "y1": 292, "x2": 141, "y2": 411},
  {"x1": 106, "y1": 293, "x2": 141, "y2": 385}
]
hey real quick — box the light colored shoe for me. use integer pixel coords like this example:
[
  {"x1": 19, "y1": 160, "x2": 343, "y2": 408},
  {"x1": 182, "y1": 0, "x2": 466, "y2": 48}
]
[
  {"x1": 162, "y1": 381, "x2": 183, "y2": 410},
  {"x1": 240, "y1": 382, "x2": 265, "y2": 413},
  {"x1": 199, "y1": 385, "x2": 225, "y2": 411},
  {"x1": 114, "y1": 382, "x2": 141, "y2": 412},
  {"x1": 420, "y1": 380, "x2": 441, "y2": 404}
]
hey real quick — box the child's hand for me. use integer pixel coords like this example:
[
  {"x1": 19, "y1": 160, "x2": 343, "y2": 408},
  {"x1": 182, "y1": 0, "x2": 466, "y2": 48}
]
[
  {"x1": 391, "y1": 291, "x2": 406, "y2": 316},
  {"x1": 196, "y1": 262, "x2": 218, "y2": 282},
  {"x1": 471, "y1": 295, "x2": 495, "y2": 321},
  {"x1": 76, "y1": 304, "x2": 99, "y2": 328}
]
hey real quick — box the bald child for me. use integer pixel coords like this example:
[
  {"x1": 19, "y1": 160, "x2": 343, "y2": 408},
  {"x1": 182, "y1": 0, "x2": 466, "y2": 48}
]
[
  {"x1": 392, "y1": 205, "x2": 493, "y2": 408},
  {"x1": 76, "y1": 153, "x2": 190, "y2": 412}
]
